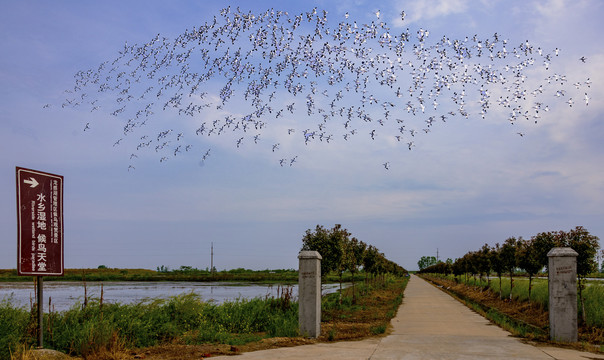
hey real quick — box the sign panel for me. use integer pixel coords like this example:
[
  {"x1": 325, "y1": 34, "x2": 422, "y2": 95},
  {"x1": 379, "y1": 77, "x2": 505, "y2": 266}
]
[{"x1": 16, "y1": 167, "x2": 64, "y2": 276}]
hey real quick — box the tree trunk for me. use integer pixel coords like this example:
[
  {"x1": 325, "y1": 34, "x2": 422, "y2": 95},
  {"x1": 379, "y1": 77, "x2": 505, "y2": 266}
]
[
  {"x1": 579, "y1": 277, "x2": 586, "y2": 324},
  {"x1": 351, "y1": 270, "x2": 356, "y2": 304},
  {"x1": 498, "y1": 274, "x2": 503, "y2": 299},
  {"x1": 338, "y1": 272, "x2": 343, "y2": 305},
  {"x1": 509, "y1": 273, "x2": 514, "y2": 300},
  {"x1": 527, "y1": 274, "x2": 532, "y2": 304}
]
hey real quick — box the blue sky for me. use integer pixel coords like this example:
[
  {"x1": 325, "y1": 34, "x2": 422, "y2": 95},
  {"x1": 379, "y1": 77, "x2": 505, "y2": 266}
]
[{"x1": 1, "y1": 0, "x2": 603, "y2": 271}]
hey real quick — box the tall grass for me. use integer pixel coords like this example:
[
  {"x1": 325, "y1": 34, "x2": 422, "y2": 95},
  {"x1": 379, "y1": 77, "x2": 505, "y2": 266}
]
[
  {"x1": 487, "y1": 277, "x2": 549, "y2": 306},
  {"x1": 583, "y1": 284, "x2": 604, "y2": 328},
  {"x1": 321, "y1": 274, "x2": 408, "y2": 324},
  {"x1": 443, "y1": 274, "x2": 604, "y2": 327},
  {"x1": 0, "y1": 299, "x2": 31, "y2": 360},
  {"x1": 1, "y1": 292, "x2": 298, "y2": 359}
]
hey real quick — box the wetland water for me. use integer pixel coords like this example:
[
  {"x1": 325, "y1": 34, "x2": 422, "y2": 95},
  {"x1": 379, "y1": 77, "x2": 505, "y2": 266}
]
[{"x1": 0, "y1": 281, "x2": 344, "y2": 312}]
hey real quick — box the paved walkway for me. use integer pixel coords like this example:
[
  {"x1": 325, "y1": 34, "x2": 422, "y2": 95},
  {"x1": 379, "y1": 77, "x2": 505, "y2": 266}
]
[{"x1": 212, "y1": 275, "x2": 604, "y2": 359}]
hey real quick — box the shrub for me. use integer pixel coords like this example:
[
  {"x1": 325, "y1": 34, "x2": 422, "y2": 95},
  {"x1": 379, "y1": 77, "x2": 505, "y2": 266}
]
[{"x1": 0, "y1": 300, "x2": 31, "y2": 359}]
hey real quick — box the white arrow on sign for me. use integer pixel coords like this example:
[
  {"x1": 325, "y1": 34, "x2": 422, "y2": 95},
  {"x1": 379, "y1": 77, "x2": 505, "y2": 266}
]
[{"x1": 23, "y1": 177, "x2": 39, "y2": 188}]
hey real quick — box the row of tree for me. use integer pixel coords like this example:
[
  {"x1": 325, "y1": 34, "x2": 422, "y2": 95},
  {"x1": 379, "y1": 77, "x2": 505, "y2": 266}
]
[
  {"x1": 300, "y1": 224, "x2": 407, "y2": 302},
  {"x1": 419, "y1": 226, "x2": 600, "y2": 322}
]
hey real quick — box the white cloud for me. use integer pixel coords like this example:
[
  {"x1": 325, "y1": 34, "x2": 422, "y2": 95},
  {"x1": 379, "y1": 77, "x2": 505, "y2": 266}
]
[{"x1": 392, "y1": 0, "x2": 470, "y2": 26}]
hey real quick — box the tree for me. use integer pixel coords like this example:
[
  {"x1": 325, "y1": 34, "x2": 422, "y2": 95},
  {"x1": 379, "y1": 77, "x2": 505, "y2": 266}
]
[
  {"x1": 363, "y1": 245, "x2": 380, "y2": 281},
  {"x1": 302, "y1": 225, "x2": 405, "y2": 293},
  {"x1": 489, "y1": 243, "x2": 505, "y2": 299},
  {"x1": 452, "y1": 257, "x2": 464, "y2": 283},
  {"x1": 531, "y1": 231, "x2": 557, "y2": 271},
  {"x1": 459, "y1": 253, "x2": 472, "y2": 283},
  {"x1": 419, "y1": 261, "x2": 450, "y2": 275},
  {"x1": 374, "y1": 251, "x2": 387, "y2": 282},
  {"x1": 465, "y1": 252, "x2": 479, "y2": 284},
  {"x1": 476, "y1": 244, "x2": 492, "y2": 288},
  {"x1": 516, "y1": 238, "x2": 542, "y2": 303},
  {"x1": 334, "y1": 227, "x2": 353, "y2": 302},
  {"x1": 301, "y1": 225, "x2": 336, "y2": 278},
  {"x1": 157, "y1": 265, "x2": 170, "y2": 273},
  {"x1": 500, "y1": 237, "x2": 519, "y2": 300},
  {"x1": 557, "y1": 226, "x2": 600, "y2": 323},
  {"x1": 417, "y1": 256, "x2": 438, "y2": 271},
  {"x1": 347, "y1": 238, "x2": 366, "y2": 303}
]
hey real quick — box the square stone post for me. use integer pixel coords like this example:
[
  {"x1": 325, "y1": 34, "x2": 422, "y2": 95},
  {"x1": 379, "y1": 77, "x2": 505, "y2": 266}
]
[
  {"x1": 548, "y1": 247, "x2": 578, "y2": 342},
  {"x1": 298, "y1": 251, "x2": 322, "y2": 338}
]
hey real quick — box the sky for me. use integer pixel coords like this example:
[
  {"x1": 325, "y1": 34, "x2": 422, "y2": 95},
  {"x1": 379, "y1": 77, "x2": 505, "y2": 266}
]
[{"x1": 1, "y1": 0, "x2": 603, "y2": 272}]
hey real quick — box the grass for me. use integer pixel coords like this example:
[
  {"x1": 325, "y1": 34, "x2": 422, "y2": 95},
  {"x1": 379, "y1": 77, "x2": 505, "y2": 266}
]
[
  {"x1": 2, "y1": 274, "x2": 409, "y2": 360},
  {"x1": 455, "y1": 274, "x2": 603, "y2": 327},
  {"x1": 584, "y1": 284, "x2": 604, "y2": 328},
  {"x1": 421, "y1": 274, "x2": 604, "y2": 346},
  {"x1": 486, "y1": 276, "x2": 549, "y2": 306},
  {"x1": 0, "y1": 268, "x2": 370, "y2": 284},
  {"x1": 319, "y1": 275, "x2": 409, "y2": 341},
  {"x1": 0, "y1": 299, "x2": 31, "y2": 360},
  {"x1": 2, "y1": 291, "x2": 298, "y2": 359}
]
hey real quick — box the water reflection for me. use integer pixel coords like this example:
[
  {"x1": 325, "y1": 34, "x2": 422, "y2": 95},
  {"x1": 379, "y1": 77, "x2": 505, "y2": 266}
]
[{"x1": 0, "y1": 281, "x2": 346, "y2": 312}]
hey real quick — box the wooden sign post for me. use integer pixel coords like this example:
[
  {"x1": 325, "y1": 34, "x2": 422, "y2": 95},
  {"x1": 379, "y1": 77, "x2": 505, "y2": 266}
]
[{"x1": 16, "y1": 167, "x2": 64, "y2": 348}]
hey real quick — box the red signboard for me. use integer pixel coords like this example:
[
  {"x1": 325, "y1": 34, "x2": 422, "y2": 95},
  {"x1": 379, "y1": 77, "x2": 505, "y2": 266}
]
[{"x1": 16, "y1": 167, "x2": 64, "y2": 276}]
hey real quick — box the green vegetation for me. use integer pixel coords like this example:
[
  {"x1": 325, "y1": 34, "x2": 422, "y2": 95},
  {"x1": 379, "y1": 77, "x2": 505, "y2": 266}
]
[
  {"x1": 417, "y1": 256, "x2": 438, "y2": 271},
  {"x1": 583, "y1": 283, "x2": 604, "y2": 328},
  {"x1": 423, "y1": 273, "x2": 604, "y2": 342},
  {"x1": 0, "y1": 267, "x2": 378, "y2": 285},
  {"x1": 0, "y1": 300, "x2": 30, "y2": 360},
  {"x1": 420, "y1": 226, "x2": 600, "y2": 306},
  {"x1": 418, "y1": 227, "x2": 602, "y2": 345},
  {"x1": 1, "y1": 274, "x2": 410, "y2": 360},
  {"x1": 320, "y1": 274, "x2": 409, "y2": 341},
  {"x1": 301, "y1": 224, "x2": 406, "y2": 277},
  {"x1": 0, "y1": 267, "x2": 302, "y2": 283},
  {"x1": 1, "y1": 289, "x2": 298, "y2": 359},
  {"x1": 1, "y1": 223, "x2": 410, "y2": 359},
  {"x1": 436, "y1": 274, "x2": 603, "y2": 328}
]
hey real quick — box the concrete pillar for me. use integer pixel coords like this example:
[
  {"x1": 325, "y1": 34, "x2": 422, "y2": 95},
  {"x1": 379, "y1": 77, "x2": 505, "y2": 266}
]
[
  {"x1": 298, "y1": 251, "x2": 322, "y2": 338},
  {"x1": 548, "y1": 247, "x2": 578, "y2": 342}
]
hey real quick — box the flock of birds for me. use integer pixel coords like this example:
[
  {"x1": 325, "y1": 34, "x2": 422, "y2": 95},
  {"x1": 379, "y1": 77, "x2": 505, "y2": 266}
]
[{"x1": 52, "y1": 7, "x2": 592, "y2": 170}]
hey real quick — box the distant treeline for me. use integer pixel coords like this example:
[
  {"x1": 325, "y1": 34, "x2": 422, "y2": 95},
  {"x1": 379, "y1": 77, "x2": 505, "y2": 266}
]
[
  {"x1": 301, "y1": 224, "x2": 407, "y2": 278},
  {"x1": 0, "y1": 266, "x2": 371, "y2": 283},
  {"x1": 417, "y1": 226, "x2": 601, "y2": 323}
]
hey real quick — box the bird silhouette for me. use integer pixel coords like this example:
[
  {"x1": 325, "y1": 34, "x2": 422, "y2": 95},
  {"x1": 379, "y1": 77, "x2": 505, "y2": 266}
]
[{"x1": 53, "y1": 7, "x2": 593, "y2": 170}]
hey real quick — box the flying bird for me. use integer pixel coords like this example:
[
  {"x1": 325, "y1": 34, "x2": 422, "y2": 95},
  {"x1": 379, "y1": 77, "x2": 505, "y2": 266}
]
[{"x1": 54, "y1": 7, "x2": 593, "y2": 171}]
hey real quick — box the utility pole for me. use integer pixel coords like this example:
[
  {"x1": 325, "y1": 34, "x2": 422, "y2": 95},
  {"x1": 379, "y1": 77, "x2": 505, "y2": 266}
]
[
  {"x1": 436, "y1": 248, "x2": 439, "y2": 262},
  {"x1": 211, "y1": 242, "x2": 214, "y2": 274}
]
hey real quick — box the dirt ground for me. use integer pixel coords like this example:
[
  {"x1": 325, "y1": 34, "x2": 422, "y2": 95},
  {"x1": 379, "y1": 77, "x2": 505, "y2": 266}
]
[{"x1": 134, "y1": 338, "x2": 318, "y2": 360}]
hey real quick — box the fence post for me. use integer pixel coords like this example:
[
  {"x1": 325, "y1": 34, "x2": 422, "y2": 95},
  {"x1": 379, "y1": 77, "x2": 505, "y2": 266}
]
[
  {"x1": 547, "y1": 247, "x2": 578, "y2": 342},
  {"x1": 298, "y1": 251, "x2": 322, "y2": 338}
]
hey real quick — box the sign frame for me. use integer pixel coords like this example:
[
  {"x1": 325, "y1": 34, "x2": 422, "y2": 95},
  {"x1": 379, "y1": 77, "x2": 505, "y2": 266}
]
[{"x1": 16, "y1": 166, "x2": 64, "y2": 276}]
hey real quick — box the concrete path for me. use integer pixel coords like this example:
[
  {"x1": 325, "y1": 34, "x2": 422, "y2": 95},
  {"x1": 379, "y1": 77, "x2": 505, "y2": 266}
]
[{"x1": 212, "y1": 275, "x2": 604, "y2": 359}]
